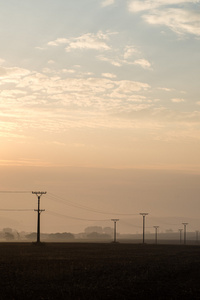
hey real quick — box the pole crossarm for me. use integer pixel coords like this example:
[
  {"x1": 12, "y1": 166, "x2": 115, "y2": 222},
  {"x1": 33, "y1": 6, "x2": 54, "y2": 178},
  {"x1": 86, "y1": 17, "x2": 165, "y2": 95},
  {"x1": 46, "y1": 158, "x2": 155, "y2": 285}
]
[{"x1": 32, "y1": 191, "x2": 47, "y2": 196}]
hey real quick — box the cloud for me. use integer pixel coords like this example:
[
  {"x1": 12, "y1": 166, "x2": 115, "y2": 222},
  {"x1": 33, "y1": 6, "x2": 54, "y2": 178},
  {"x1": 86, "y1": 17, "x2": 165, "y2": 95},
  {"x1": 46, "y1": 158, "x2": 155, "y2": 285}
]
[
  {"x1": 48, "y1": 32, "x2": 112, "y2": 52},
  {"x1": 66, "y1": 32, "x2": 111, "y2": 52},
  {"x1": 97, "y1": 55, "x2": 122, "y2": 66},
  {"x1": 124, "y1": 46, "x2": 139, "y2": 59},
  {"x1": 0, "y1": 67, "x2": 30, "y2": 80},
  {"x1": 171, "y1": 98, "x2": 185, "y2": 102},
  {"x1": 62, "y1": 69, "x2": 76, "y2": 74},
  {"x1": 128, "y1": 1, "x2": 199, "y2": 13},
  {"x1": 158, "y1": 87, "x2": 173, "y2": 92},
  {"x1": 48, "y1": 60, "x2": 55, "y2": 64},
  {"x1": 134, "y1": 59, "x2": 152, "y2": 69},
  {"x1": 101, "y1": 0, "x2": 115, "y2": 7},
  {"x1": 144, "y1": 8, "x2": 200, "y2": 36},
  {"x1": 1, "y1": 62, "x2": 199, "y2": 143},
  {"x1": 102, "y1": 73, "x2": 117, "y2": 78},
  {"x1": 128, "y1": 1, "x2": 200, "y2": 36},
  {"x1": 0, "y1": 58, "x2": 5, "y2": 65},
  {"x1": 48, "y1": 38, "x2": 69, "y2": 46}
]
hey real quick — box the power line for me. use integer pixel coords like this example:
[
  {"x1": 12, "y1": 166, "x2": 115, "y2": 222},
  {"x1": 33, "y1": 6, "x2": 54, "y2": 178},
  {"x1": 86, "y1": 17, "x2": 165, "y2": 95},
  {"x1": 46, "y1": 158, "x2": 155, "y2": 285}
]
[
  {"x1": 0, "y1": 209, "x2": 34, "y2": 211},
  {"x1": 46, "y1": 210, "x2": 110, "y2": 222},
  {"x1": 46, "y1": 192, "x2": 138, "y2": 216},
  {"x1": 120, "y1": 219, "x2": 142, "y2": 229},
  {"x1": 0, "y1": 191, "x2": 32, "y2": 193}
]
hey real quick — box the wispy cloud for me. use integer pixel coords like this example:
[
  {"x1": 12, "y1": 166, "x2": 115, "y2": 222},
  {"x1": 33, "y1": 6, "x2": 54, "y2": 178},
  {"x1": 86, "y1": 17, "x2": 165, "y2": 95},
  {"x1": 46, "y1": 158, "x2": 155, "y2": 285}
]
[
  {"x1": 102, "y1": 73, "x2": 117, "y2": 78},
  {"x1": 48, "y1": 38, "x2": 69, "y2": 46},
  {"x1": 0, "y1": 66, "x2": 30, "y2": 79},
  {"x1": 134, "y1": 59, "x2": 152, "y2": 69},
  {"x1": 101, "y1": 0, "x2": 115, "y2": 7},
  {"x1": 171, "y1": 98, "x2": 185, "y2": 102},
  {"x1": 97, "y1": 54, "x2": 122, "y2": 66},
  {"x1": 48, "y1": 32, "x2": 112, "y2": 52},
  {"x1": 0, "y1": 58, "x2": 5, "y2": 65},
  {"x1": 144, "y1": 8, "x2": 200, "y2": 36},
  {"x1": 158, "y1": 87, "x2": 173, "y2": 92},
  {"x1": 128, "y1": 1, "x2": 200, "y2": 36},
  {"x1": 129, "y1": 1, "x2": 199, "y2": 13},
  {"x1": 123, "y1": 46, "x2": 139, "y2": 59}
]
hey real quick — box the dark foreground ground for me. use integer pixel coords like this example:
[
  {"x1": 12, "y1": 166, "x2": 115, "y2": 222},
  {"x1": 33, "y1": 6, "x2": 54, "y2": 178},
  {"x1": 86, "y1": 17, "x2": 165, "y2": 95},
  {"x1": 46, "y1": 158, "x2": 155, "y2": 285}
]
[{"x1": 0, "y1": 243, "x2": 200, "y2": 299}]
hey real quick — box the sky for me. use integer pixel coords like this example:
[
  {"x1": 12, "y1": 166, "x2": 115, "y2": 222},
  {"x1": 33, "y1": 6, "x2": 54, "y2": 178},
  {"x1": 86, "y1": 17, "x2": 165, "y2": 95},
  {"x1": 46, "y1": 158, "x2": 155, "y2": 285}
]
[{"x1": 0, "y1": 0, "x2": 200, "y2": 235}]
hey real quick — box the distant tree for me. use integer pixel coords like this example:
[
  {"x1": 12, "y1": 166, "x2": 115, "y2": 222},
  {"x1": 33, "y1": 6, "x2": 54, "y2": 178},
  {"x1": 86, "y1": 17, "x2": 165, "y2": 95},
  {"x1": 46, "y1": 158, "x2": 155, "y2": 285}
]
[
  {"x1": 4, "y1": 231, "x2": 15, "y2": 240},
  {"x1": 84, "y1": 226, "x2": 103, "y2": 234},
  {"x1": 103, "y1": 227, "x2": 113, "y2": 235},
  {"x1": 86, "y1": 232, "x2": 111, "y2": 239},
  {"x1": 25, "y1": 232, "x2": 37, "y2": 240},
  {"x1": 48, "y1": 232, "x2": 74, "y2": 240},
  {"x1": 3, "y1": 228, "x2": 13, "y2": 233}
]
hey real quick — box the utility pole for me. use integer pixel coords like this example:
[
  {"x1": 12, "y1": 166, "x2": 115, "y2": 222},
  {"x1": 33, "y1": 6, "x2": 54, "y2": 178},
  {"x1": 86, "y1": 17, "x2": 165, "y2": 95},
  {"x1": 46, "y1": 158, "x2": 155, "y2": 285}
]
[
  {"x1": 32, "y1": 191, "x2": 47, "y2": 243},
  {"x1": 196, "y1": 230, "x2": 199, "y2": 244},
  {"x1": 140, "y1": 213, "x2": 148, "y2": 244},
  {"x1": 153, "y1": 226, "x2": 159, "y2": 244},
  {"x1": 178, "y1": 229, "x2": 183, "y2": 244},
  {"x1": 111, "y1": 219, "x2": 119, "y2": 243},
  {"x1": 182, "y1": 223, "x2": 188, "y2": 245}
]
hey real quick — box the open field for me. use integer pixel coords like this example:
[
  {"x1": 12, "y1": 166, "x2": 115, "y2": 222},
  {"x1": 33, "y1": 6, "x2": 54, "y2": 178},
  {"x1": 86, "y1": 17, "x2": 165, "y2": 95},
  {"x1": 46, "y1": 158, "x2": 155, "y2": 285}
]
[{"x1": 0, "y1": 243, "x2": 200, "y2": 299}]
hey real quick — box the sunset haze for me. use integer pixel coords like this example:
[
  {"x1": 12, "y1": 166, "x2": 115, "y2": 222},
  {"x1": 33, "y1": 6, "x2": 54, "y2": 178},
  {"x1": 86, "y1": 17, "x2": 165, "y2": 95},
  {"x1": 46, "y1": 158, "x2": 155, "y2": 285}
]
[{"x1": 0, "y1": 0, "x2": 200, "y2": 235}]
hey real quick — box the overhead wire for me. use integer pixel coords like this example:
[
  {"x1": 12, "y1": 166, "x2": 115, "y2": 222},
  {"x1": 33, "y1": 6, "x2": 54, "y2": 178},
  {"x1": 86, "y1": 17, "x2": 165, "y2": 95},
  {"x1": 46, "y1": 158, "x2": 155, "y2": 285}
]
[
  {"x1": 46, "y1": 210, "x2": 111, "y2": 222},
  {"x1": 46, "y1": 192, "x2": 139, "y2": 216},
  {"x1": 120, "y1": 219, "x2": 142, "y2": 229},
  {"x1": 0, "y1": 191, "x2": 32, "y2": 193},
  {"x1": 0, "y1": 209, "x2": 34, "y2": 211}
]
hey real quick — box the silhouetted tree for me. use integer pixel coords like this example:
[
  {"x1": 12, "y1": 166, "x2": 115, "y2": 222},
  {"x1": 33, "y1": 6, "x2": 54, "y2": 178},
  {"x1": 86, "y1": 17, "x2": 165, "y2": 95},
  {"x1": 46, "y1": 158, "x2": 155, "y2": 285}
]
[
  {"x1": 4, "y1": 232, "x2": 15, "y2": 240},
  {"x1": 25, "y1": 232, "x2": 37, "y2": 240},
  {"x1": 86, "y1": 232, "x2": 111, "y2": 239},
  {"x1": 48, "y1": 232, "x2": 74, "y2": 240},
  {"x1": 84, "y1": 226, "x2": 103, "y2": 234}
]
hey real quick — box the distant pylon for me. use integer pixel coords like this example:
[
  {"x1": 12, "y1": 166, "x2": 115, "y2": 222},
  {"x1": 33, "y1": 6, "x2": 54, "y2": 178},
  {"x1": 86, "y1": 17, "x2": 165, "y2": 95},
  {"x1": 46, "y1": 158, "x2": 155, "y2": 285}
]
[
  {"x1": 182, "y1": 223, "x2": 188, "y2": 245},
  {"x1": 153, "y1": 226, "x2": 159, "y2": 244},
  {"x1": 196, "y1": 230, "x2": 199, "y2": 244},
  {"x1": 178, "y1": 229, "x2": 183, "y2": 244},
  {"x1": 32, "y1": 191, "x2": 47, "y2": 243},
  {"x1": 140, "y1": 213, "x2": 148, "y2": 244},
  {"x1": 111, "y1": 219, "x2": 119, "y2": 243}
]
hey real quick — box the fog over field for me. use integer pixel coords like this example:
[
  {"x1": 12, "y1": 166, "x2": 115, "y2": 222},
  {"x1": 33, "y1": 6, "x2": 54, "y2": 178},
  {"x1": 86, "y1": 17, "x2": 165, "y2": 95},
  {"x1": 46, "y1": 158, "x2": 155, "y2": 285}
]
[{"x1": 0, "y1": 166, "x2": 200, "y2": 234}]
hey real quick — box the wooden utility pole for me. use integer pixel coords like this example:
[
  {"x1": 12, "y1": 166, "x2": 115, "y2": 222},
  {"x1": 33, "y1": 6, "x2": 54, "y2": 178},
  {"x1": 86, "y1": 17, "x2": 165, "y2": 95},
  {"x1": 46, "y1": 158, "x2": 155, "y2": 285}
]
[
  {"x1": 153, "y1": 226, "x2": 159, "y2": 244},
  {"x1": 111, "y1": 219, "x2": 119, "y2": 243},
  {"x1": 32, "y1": 191, "x2": 46, "y2": 243},
  {"x1": 140, "y1": 213, "x2": 148, "y2": 244}
]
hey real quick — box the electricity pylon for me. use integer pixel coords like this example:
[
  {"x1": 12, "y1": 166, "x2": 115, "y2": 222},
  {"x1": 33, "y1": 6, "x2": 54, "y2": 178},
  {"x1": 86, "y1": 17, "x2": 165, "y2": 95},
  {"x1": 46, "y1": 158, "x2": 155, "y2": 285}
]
[
  {"x1": 32, "y1": 191, "x2": 47, "y2": 243},
  {"x1": 153, "y1": 226, "x2": 159, "y2": 244},
  {"x1": 111, "y1": 219, "x2": 119, "y2": 243},
  {"x1": 182, "y1": 223, "x2": 188, "y2": 245},
  {"x1": 140, "y1": 213, "x2": 148, "y2": 244}
]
